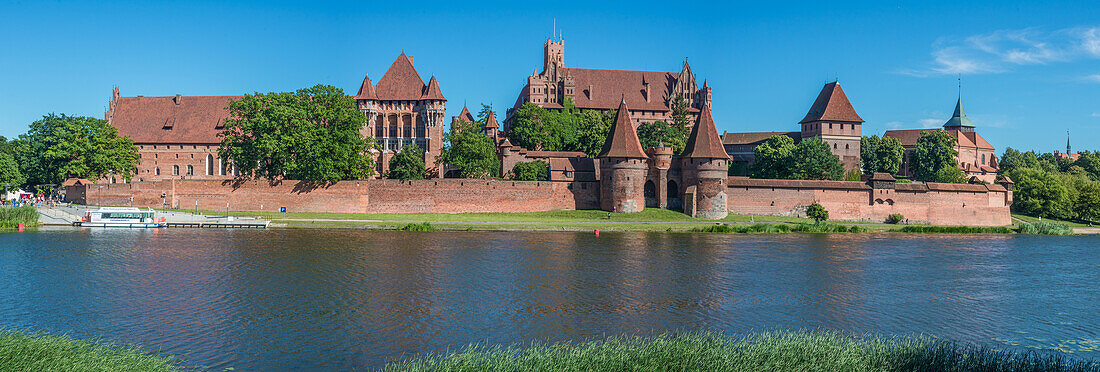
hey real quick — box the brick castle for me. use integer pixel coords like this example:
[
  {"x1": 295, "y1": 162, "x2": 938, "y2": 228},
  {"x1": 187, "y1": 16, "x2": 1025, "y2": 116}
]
[{"x1": 78, "y1": 37, "x2": 1012, "y2": 226}]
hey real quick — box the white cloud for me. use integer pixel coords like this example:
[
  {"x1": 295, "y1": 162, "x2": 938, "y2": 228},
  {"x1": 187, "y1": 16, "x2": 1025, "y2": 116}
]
[
  {"x1": 1092, "y1": 112, "x2": 1100, "y2": 117},
  {"x1": 918, "y1": 118, "x2": 942, "y2": 128},
  {"x1": 1085, "y1": 74, "x2": 1100, "y2": 83},
  {"x1": 906, "y1": 26, "x2": 1100, "y2": 76},
  {"x1": 885, "y1": 121, "x2": 905, "y2": 129}
]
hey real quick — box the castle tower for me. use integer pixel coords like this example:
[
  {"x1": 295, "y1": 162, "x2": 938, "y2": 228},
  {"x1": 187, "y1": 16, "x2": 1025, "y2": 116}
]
[
  {"x1": 544, "y1": 38, "x2": 565, "y2": 82},
  {"x1": 483, "y1": 108, "x2": 500, "y2": 143},
  {"x1": 645, "y1": 145, "x2": 674, "y2": 209},
  {"x1": 799, "y1": 81, "x2": 864, "y2": 171},
  {"x1": 943, "y1": 94, "x2": 975, "y2": 133},
  {"x1": 680, "y1": 102, "x2": 731, "y2": 219},
  {"x1": 354, "y1": 74, "x2": 379, "y2": 136},
  {"x1": 598, "y1": 97, "x2": 649, "y2": 213}
]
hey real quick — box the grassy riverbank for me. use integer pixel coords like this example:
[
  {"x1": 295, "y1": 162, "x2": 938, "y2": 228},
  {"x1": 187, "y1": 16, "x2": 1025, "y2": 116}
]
[
  {"x1": 384, "y1": 331, "x2": 1100, "y2": 372},
  {"x1": 0, "y1": 206, "x2": 38, "y2": 229},
  {"x1": 0, "y1": 329, "x2": 178, "y2": 372}
]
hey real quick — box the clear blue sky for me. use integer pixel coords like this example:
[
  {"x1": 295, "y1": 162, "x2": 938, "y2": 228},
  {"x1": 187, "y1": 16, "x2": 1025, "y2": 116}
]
[{"x1": 2, "y1": 0, "x2": 1097, "y2": 153}]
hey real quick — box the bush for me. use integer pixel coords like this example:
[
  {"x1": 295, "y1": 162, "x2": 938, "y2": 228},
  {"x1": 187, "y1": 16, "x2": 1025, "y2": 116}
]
[
  {"x1": 399, "y1": 222, "x2": 436, "y2": 232},
  {"x1": 844, "y1": 168, "x2": 862, "y2": 181},
  {"x1": 0, "y1": 205, "x2": 38, "y2": 229},
  {"x1": 897, "y1": 226, "x2": 1013, "y2": 234},
  {"x1": 1016, "y1": 221, "x2": 1073, "y2": 235},
  {"x1": 806, "y1": 203, "x2": 828, "y2": 223},
  {"x1": 689, "y1": 223, "x2": 790, "y2": 234},
  {"x1": 793, "y1": 223, "x2": 865, "y2": 233},
  {"x1": 886, "y1": 213, "x2": 905, "y2": 224},
  {"x1": 383, "y1": 331, "x2": 1100, "y2": 372}
]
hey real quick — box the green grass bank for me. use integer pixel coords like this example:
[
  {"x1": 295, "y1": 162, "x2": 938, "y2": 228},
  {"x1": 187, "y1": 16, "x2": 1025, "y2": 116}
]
[
  {"x1": 384, "y1": 331, "x2": 1100, "y2": 372},
  {"x1": 0, "y1": 329, "x2": 178, "y2": 372},
  {"x1": 0, "y1": 206, "x2": 38, "y2": 229}
]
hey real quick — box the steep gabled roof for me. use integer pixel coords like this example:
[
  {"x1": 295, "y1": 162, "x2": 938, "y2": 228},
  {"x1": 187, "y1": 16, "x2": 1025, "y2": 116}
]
[
  {"x1": 484, "y1": 109, "x2": 498, "y2": 129},
  {"x1": 375, "y1": 53, "x2": 427, "y2": 100},
  {"x1": 110, "y1": 95, "x2": 240, "y2": 144},
  {"x1": 799, "y1": 81, "x2": 864, "y2": 123},
  {"x1": 722, "y1": 131, "x2": 801, "y2": 146},
  {"x1": 943, "y1": 96, "x2": 974, "y2": 129},
  {"x1": 422, "y1": 75, "x2": 445, "y2": 100},
  {"x1": 682, "y1": 103, "x2": 730, "y2": 159},
  {"x1": 456, "y1": 104, "x2": 475, "y2": 123},
  {"x1": 561, "y1": 68, "x2": 688, "y2": 111},
  {"x1": 353, "y1": 74, "x2": 376, "y2": 100},
  {"x1": 597, "y1": 97, "x2": 648, "y2": 159}
]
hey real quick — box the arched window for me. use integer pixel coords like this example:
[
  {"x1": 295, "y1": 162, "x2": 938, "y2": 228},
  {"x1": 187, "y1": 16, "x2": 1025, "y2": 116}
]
[
  {"x1": 206, "y1": 154, "x2": 214, "y2": 175},
  {"x1": 833, "y1": 143, "x2": 838, "y2": 149},
  {"x1": 172, "y1": 165, "x2": 180, "y2": 175},
  {"x1": 667, "y1": 180, "x2": 679, "y2": 199},
  {"x1": 644, "y1": 180, "x2": 657, "y2": 208},
  {"x1": 845, "y1": 144, "x2": 850, "y2": 150},
  {"x1": 982, "y1": 154, "x2": 986, "y2": 164},
  {"x1": 220, "y1": 158, "x2": 228, "y2": 176},
  {"x1": 154, "y1": 167, "x2": 160, "y2": 176},
  {"x1": 186, "y1": 165, "x2": 194, "y2": 176}
]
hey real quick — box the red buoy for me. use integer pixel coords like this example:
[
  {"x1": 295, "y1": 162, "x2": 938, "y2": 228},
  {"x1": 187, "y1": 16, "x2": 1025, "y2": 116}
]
[
  {"x1": 594, "y1": 229, "x2": 599, "y2": 237},
  {"x1": 17, "y1": 223, "x2": 24, "y2": 232}
]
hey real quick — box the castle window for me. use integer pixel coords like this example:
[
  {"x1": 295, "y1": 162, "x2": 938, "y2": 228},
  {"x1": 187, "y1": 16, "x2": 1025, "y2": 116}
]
[
  {"x1": 206, "y1": 154, "x2": 214, "y2": 175},
  {"x1": 833, "y1": 143, "x2": 838, "y2": 149},
  {"x1": 982, "y1": 154, "x2": 986, "y2": 164},
  {"x1": 172, "y1": 165, "x2": 179, "y2": 176},
  {"x1": 846, "y1": 144, "x2": 850, "y2": 150},
  {"x1": 829, "y1": 123, "x2": 833, "y2": 129},
  {"x1": 155, "y1": 167, "x2": 160, "y2": 176},
  {"x1": 186, "y1": 165, "x2": 193, "y2": 176}
]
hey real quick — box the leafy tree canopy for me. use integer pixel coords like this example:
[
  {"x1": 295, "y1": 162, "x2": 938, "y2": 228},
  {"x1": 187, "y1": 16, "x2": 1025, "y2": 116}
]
[
  {"x1": 218, "y1": 84, "x2": 375, "y2": 183},
  {"x1": 791, "y1": 138, "x2": 845, "y2": 181},
  {"x1": 12, "y1": 113, "x2": 139, "y2": 187},
  {"x1": 0, "y1": 152, "x2": 25, "y2": 188},
  {"x1": 511, "y1": 160, "x2": 548, "y2": 181},
  {"x1": 637, "y1": 120, "x2": 687, "y2": 154},
  {"x1": 806, "y1": 203, "x2": 829, "y2": 223},
  {"x1": 388, "y1": 144, "x2": 425, "y2": 180},
  {"x1": 860, "y1": 135, "x2": 904, "y2": 175},
  {"x1": 750, "y1": 135, "x2": 796, "y2": 179},
  {"x1": 1008, "y1": 168, "x2": 1075, "y2": 219},
  {"x1": 910, "y1": 130, "x2": 961, "y2": 182},
  {"x1": 441, "y1": 120, "x2": 500, "y2": 178},
  {"x1": 508, "y1": 100, "x2": 614, "y2": 157}
]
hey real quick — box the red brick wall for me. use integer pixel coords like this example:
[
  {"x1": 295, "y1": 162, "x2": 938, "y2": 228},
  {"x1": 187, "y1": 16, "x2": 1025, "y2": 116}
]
[
  {"x1": 725, "y1": 180, "x2": 1011, "y2": 226},
  {"x1": 70, "y1": 179, "x2": 600, "y2": 214}
]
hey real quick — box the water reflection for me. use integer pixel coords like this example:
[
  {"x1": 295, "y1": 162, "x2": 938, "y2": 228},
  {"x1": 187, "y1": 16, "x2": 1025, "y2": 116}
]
[{"x1": 0, "y1": 229, "x2": 1097, "y2": 369}]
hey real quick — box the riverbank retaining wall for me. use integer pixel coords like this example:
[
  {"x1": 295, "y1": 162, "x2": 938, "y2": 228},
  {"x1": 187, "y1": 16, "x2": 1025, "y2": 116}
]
[{"x1": 69, "y1": 179, "x2": 601, "y2": 214}]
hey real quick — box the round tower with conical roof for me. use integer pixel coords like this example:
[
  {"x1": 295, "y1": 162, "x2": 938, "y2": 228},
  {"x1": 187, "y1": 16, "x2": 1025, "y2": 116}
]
[
  {"x1": 598, "y1": 97, "x2": 649, "y2": 213},
  {"x1": 680, "y1": 102, "x2": 731, "y2": 219}
]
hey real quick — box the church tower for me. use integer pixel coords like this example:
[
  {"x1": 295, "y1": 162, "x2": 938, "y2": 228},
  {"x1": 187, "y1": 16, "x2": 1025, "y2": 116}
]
[
  {"x1": 598, "y1": 96, "x2": 649, "y2": 213},
  {"x1": 943, "y1": 95, "x2": 975, "y2": 133},
  {"x1": 799, "y1": 81, "x2": 864, "y2": 171}
]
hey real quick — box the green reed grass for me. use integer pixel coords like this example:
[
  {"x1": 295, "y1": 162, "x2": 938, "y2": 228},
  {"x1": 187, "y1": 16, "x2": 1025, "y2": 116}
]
[
  {"x1": 690, "y1": 223, "x2": 865, "y2": 234},
  {"x1": 400, "y1": 222, "x2": 437, "y2": 232},
  {"x1": 1016, "y1": 221, "x2": 1073, "y2": 235},
  {"x1": 897, "y1": 225, "x2": 1014, "y2": 234},
  {"x1": 792, "y1": 223, "x2": 866, "y2": 233},
  {"x1": 0, "y1": 329, "x2": 179, "y2": 371},
  {"x1": 383, "y1": 331, "x2": 1100, "y2": 372},
  {"x1": 0, "y1": 206, "x2": 38, "y2": 229}
]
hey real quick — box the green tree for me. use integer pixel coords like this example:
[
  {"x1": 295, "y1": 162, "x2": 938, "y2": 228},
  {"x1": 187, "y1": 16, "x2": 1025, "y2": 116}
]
[
  {"x1": 388, "y1": 144, "x2": 425, "y2": 180},
  {"x1": 1073, "y1": 151, "x2": 1100, "y2": 180},
  {"x1": 791, "y1": 138, "x2": 844, "y2": 181},
  {"x1": 998, "y1": 148, "x2": 1039, "y2": 174},
  {"x1": 873, "y1": 136, "x2": 904, "y2": 174},
  {"x1": 0, "y1": 152, "x2": 25, "y2": 188},
  {"x1": 12, "y1": 113, "x2": 139, "y2": 186},
  {"x1": 1008, "y1": 168, "x2": 1075, "y2": 219},
  {"x1": 860, "y1": 136, "x2": 880, "y2": 175},
  {"x1": 441, "y1": 120, "x2": 500, "y2": 178},
  {"x1": 219, "y1": 85, "x2": 375, "y2": 183},
  {"x1": 1075, "y1": 181, "x2": 1100, "y2": 222},
  {"x1": 933, "y1": 166, "x2": 968, "y2": 183},
  {"x1": 806, "y1": 203, "x2": 829, "y2": 223},
  {"x1": 910, "y1": 130, "x2": 961, "y2": 182},
  {"x1": 670, "y1": 95, "x2": 692, "y2": 131},
  {"x1": 574, "y1": 110, "x2": 614, "y2": 157},
  {"x1": 511, "y1": 161, "x2": 548, "y2": 181},
  {"x1": 750, "y1": 135, "x2": 796, "y2": 179},
  {"x1": 637, "y1": 120, "x2": 686, "y2": 154},
  {"x1": 508, "y1": 100, "x2": 614, "y2": 157}
]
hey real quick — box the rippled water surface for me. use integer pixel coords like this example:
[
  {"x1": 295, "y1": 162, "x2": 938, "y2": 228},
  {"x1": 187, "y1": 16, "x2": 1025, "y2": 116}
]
[{"x1": 1, "y1": 228, "x2": 1098, "y2": 369}]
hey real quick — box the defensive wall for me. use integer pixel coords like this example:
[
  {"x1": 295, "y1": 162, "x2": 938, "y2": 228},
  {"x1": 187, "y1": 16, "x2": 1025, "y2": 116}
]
[
  {"x1": 69, "y1": 179, "x2": 600, "y2": 214},
  {"x1": 66, "y1": 175, "x2": 1012, "y2": 226}
]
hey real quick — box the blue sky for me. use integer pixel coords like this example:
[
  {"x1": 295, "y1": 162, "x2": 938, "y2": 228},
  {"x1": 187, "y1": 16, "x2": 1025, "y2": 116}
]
[{"x1": 1, "y1": 0, "x2": 1097, "y2": 153}]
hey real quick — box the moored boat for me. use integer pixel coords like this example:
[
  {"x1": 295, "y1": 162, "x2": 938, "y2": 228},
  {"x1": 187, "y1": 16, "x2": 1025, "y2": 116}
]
[{"x1": 80, "y1": 207, "x2": 165, "y2": 228}]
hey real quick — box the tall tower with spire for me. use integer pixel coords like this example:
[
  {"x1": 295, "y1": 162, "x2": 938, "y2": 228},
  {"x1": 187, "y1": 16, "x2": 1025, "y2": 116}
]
[
  {"x1": 598, "y1": 96, "x2": 649, "y2": 213},
  {"x1": 680, "y1": 102, "x2": 731, "y2": 219},
  {"x1": 943, "y1": 95, "x2": 975, "y2": 133}
]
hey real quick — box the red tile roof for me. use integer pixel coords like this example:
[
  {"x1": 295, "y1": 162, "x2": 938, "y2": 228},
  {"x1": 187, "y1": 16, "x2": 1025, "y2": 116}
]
[
  {"x1": 109, "y1": 95, "x2": 240, "y2": 144},
  {"x1": 454, "y1": 104, "x2": 475, "y2": 123},
  {"x1": 422, "y1": 75, "x2": 445, "y2": 100},
  {"x1": 354, "y1": 75, "x2": 376, "y2": 100},
  {"x1": 682, "y1": 104, "x2": 730, "y2": 159},
  {"x1": 597, "y1": 98, "x2": 649, "y2": 158},
  {"x1": 883, "y1": 128, "x2": 994, "y2": 150},
  {"x1": 375, "y1": 53, "x2": 429, "y2": 101},
  {"x1": 799, "y1": 82, "x2": 864, "y2": 123},
  {"x1": 484, "y1": 109, "x2": 498, "y2": 129},
  {"x1": 721, "y1": 131, "x2": 801, "y2": 146},
  {"x1": 727, "y1": 177, "x2": 871, "y2": 190},
  {"x1": 562, "y1": 68, "x2": 683, "y2": 111}
]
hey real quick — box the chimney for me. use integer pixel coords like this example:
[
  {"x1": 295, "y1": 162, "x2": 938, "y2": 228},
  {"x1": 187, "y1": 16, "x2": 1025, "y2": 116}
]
[
  {"x1": 644, "y1": 82, "x2": 651, "y2": 103},
  {"x1": 174, "y1": 94, "x2": 182, "y2": 105},
  {"x1": 587, "y1": 84, "x2": 594, "y2": 100},
  {"x1": 407, "y1": 55, "x2": 414, "y2": 65}
]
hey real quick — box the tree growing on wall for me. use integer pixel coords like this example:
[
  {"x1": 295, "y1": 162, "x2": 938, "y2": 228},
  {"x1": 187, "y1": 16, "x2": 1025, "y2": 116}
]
[
  {"x1": 440, "y1": 119, "x2": 500, "y2": 178},
  {"x1": 637, "y1": 120, "x2": 687, "y2": 154},
  {"x1": 511, "y1": 161, "x2": 548, "y2": 181},
  {"x1": 11, "y1": 114, "x2": 139, "y2": 187},
  {"x1": 861, "y1": 135, "x2": 904, "y2": 175},
  {"x1": 219, "y1": 84, "x2": 375, "y2": 183},
  {"x1": 910, "y1": 130, "x2": 962, "y2": 183},
  {"x1": 388, "y1": 144, "x2": 425, "y2": 180},
  {"x1": 806, "y1": 203, "x2": 829, "y2": 223}
]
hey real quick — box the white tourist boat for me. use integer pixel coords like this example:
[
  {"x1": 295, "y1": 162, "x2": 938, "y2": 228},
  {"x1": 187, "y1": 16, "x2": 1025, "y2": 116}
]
[{"x1": 80, "y1": 207, "x2": 166, "y2": 228}]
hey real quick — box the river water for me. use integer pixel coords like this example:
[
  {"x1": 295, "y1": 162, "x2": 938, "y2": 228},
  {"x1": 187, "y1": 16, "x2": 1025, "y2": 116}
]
[{"x1": 1, "y1": 228, "x2": 1098, "y2": 370}]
